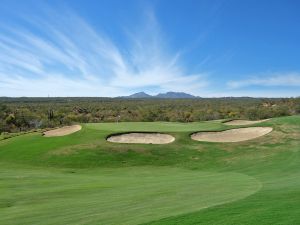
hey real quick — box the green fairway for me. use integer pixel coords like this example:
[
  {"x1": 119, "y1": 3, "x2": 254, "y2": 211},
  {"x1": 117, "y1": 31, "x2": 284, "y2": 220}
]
[
  {"x1": 0, "y1": 116, "x2": 299, "y2": 225},
  {"x1": 0, "y1": 165, "x2": 260, "y2": 225}
]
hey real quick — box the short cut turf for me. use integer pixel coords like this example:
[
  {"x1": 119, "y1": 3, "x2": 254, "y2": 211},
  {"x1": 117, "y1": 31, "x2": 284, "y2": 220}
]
[{"x1": 0, "y1": 116, "x2": 299, "y2": 225}]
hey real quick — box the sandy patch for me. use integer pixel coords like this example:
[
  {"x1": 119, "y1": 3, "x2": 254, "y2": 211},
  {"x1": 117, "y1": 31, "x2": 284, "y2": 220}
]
[
  {"x1": 224, "y1": 119, "x2": 270, "y2": 126},
  {"x1": 43, "y1": 125, "x2": 82, "y2": 137},
  {"x1": 107, "y1": 133, "x2": 175, "y2": 144},
  {"x1": 191, "y1": 127, "x2": 273, "y2": 142}
]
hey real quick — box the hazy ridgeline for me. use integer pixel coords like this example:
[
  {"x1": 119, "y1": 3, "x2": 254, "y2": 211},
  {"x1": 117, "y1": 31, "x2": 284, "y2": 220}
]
[{"x1": 0, "y1": 97, "x2": 299, "y2": 133}]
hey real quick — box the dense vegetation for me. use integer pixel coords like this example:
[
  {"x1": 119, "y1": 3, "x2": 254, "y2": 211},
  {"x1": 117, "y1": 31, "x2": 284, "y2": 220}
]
[{"x1": 0, "y1": 97, "x2": 299, "y2": 133}]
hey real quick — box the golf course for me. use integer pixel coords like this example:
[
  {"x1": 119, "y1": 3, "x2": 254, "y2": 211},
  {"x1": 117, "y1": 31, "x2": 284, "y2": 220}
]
[{"x1": 0, "y1": 115, "x2": 299, "y2": 225}]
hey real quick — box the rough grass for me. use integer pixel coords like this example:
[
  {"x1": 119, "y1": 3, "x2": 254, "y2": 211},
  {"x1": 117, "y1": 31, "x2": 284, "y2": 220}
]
[{"x1": 0, "y1": 116, "x2": 299, "y2": 224}]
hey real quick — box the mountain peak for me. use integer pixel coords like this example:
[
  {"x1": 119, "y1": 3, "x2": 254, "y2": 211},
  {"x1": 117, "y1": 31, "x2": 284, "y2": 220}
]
[
  {"x1": 127, "y1": 92, "x2": 152, "y2": 98},
  {"x1": 156, "y1": 92, "x2": 196, "y2": 99},
  {"x1": 122, "y1": 91, "x2": 197, "y2": 99}
]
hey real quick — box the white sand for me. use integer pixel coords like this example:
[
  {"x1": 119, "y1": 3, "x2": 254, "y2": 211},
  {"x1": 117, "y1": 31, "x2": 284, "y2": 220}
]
[
  {"x1": 224, "y1": 119, "x2": 270, "y2": 126},
  {"x1": 43, "y1": 125, "x2": 82, "y2": 137},
  {"x1": 107, "y1": 133, "x2": 175, "y2": 144},
  {"x1": 191, "y1": 127, "x2": 273, "y2": 142}
]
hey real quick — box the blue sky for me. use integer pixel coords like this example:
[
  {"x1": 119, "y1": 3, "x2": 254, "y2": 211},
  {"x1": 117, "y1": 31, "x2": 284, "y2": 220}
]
[{"x1": 0, "y1": 0, "x2": 300, "y2": 97}]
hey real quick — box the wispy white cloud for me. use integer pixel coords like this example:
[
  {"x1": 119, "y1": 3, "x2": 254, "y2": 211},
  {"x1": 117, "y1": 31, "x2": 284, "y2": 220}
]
[
  {"x1": 227, "y1": 72, "x2": 300, "y2": 89},
  {"x1": 0, "y1": 6, "x2": 208, "y2": 97},
  {"x1": 0, "y1": 72, "x2": 120, "y2": 97}
]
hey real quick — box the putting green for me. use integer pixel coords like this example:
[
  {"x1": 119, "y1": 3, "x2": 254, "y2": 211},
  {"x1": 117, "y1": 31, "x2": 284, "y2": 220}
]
[{"x1": 0, "y1": 166, "x2": 260, "y2": 225}]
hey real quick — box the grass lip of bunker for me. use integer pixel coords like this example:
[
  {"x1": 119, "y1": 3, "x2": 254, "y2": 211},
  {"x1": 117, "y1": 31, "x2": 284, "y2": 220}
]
[
  {"x1": 106, "y1": 132, "x2": 175, "y2": 144},
  {"x1": 191, "y1": 127, "x2": 273, "y2": 143},
  {"x1": 224, "y1": 119, "x2": 270, "y2": 126},
  {"x1": 43, "y1": 125, "x2": 82, "y2": 137}
]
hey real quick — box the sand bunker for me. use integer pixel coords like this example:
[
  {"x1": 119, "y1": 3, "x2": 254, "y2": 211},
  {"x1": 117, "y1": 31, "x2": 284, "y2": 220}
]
[
  {"x1": 107, "y1": 133, "x2": 175, "y2": 144},
  {"x1": 224, "y1": 119, "x2": 269, "y2": 126},
  {"x1": 191, "y1": 127, "x2": 273, "y2": 142},
  {"x1": 43, "y1": 125, "x2": 82, "y2": 137}
]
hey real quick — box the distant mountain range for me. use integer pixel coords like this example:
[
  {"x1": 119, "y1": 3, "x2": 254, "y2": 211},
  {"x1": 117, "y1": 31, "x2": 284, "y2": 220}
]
[
  {"x1": 126, "y1": 92, "x2": 152, "y2": 98},
  {"x1": 121, "y1": 91, "x2": 198, "y2": 99}
]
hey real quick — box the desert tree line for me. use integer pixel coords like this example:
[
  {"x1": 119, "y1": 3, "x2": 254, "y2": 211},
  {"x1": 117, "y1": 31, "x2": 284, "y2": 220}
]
[{"x1": 0, "y1": 97, "x2": 300, "y2": 133}]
